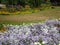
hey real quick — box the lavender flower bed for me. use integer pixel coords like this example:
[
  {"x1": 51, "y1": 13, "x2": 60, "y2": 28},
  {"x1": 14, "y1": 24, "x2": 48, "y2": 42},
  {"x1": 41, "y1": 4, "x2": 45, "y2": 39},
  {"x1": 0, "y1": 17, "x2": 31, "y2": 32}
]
[{"x1": 0, "y1": 19, "x2": 60, "y2": 45}]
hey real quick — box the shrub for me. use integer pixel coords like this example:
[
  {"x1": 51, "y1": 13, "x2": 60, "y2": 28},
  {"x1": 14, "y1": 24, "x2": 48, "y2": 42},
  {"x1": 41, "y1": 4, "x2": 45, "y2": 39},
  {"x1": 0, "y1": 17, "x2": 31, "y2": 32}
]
[
  {"x1": 40, "y1": 3, "x2": 51, "y2": 10},
  {"x1": 0, "y1": 11, "x2": 10, "y2": 15},
  {"x1": 25, "y1": 5, "x2": 31, "y2": 11},
  {"x1": 20, "y1": 11, "x2": 32, "y2": 14},
  {"x1": 33, "y1": 8, "x2": 40, "y2": 13}
]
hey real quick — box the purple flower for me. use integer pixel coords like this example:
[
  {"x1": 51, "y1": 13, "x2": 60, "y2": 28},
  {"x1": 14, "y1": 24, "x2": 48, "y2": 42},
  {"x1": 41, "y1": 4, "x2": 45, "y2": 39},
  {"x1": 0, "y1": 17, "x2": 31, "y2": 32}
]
[
  {"x1": 0, "y1": 19, "x2": 60, "y2": 45},
  {"x1": 0, "y1": 42, "x2": 2, "y2": 45},
  {"x1": 31, "y1": 36, "x2": 40, "y2": 42},
  {"x1": 30, "y1": 42, "x2": 34, "y2": 45}
]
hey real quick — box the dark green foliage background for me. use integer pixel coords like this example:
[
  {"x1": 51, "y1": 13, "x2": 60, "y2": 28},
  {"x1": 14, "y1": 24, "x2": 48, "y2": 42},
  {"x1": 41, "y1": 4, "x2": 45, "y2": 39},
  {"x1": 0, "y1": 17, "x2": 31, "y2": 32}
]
[{"x1": 0, "y1": 0, "x2": 60, "y2": 8}]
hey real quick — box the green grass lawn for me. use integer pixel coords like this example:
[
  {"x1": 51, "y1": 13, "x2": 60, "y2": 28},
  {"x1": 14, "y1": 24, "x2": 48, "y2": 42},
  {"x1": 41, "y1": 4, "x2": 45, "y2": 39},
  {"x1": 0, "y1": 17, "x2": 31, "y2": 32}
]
[{"x1": 0, "y1": 7, "x2": 60, "y2": 25}]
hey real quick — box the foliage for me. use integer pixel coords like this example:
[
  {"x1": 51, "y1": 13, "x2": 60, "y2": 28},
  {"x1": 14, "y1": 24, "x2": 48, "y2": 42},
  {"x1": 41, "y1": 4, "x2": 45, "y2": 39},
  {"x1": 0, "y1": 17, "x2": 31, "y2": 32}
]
[
  {"x1": 40, "y1": 3, "x2": 51, "y2": 10},
  {"x1": 0, "y1": 0, "x2": 56, "y2": 15},
  {"x1": 0, "y1": 24, "x2": 3, "y2": 30},
  {"x1": 0, "y1": 0, "x2": 60, "y2": 8},
  {"x1": 0, "y1": 11, "x2": 10, "y2": 15},
  {"x1": 0, "y1": 0, "x2": 51, "y2": 8},
  {"x1": 0, "y1": 7, "x2": 41, "y2": 15}
]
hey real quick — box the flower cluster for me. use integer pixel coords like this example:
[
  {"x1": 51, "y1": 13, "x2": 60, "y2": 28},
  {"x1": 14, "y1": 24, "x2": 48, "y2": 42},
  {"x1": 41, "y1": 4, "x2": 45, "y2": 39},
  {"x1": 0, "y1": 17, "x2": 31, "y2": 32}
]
[{"x1": 0, "y1": 19, "x2": 60, "y2": 45}]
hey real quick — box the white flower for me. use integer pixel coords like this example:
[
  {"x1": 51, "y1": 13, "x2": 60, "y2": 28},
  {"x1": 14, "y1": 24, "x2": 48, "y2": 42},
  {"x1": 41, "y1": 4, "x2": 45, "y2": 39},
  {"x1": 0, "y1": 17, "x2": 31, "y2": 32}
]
[
  {"x1": 42, "y1": 28, "x2": 48, "y2": 34},
  {"x1": 59, "y1": 41, "x2": 60, "y2": 45},
  {"x1": 25, "y1": 31, "x2": 31, "y2": 35},
  {"x1": 59, "y1": 44, "x2": 60, "y2": 45},
  {"x1": 30, "y1": 23, "x2": 33, "y2": 25},
  {"x1": 34, "y1": 42, "x2": 41, "y2": 45},
  {"x1": 42, "y1": 41, "x2": 48, "y2": 44},
  {"x1": 9, "y1": 24, "x2": 13, "y2": 26},
  {"x1": 23, "y1": 23, "x2": 26, "y2": 25}
]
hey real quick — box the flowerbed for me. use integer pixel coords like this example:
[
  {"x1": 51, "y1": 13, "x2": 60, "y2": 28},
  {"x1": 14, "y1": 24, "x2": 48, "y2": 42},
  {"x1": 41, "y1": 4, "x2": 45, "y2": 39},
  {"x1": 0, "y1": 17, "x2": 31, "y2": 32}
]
[{"x1": 0, "y1": 19, "x2": 60, "y2": 45}]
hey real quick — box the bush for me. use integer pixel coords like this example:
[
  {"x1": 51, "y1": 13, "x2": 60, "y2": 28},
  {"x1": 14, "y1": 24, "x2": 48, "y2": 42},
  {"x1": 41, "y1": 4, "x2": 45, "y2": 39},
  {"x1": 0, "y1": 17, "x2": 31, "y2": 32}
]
[
  {"x1": 33, "y1": 8, "x2": 40, "y2": 13},
  {"x1": 40, "y1": 3, "x2": 51, "y2": 10},
  {"x1": 0, "y1": 11, "x2": 10, "y2": 15},
  {"x1": 25, "y1": 5, "x2": 31, "y2": 10},
  {"x1": 20, "y1": 11, "x2": 32, "y2": 14}
]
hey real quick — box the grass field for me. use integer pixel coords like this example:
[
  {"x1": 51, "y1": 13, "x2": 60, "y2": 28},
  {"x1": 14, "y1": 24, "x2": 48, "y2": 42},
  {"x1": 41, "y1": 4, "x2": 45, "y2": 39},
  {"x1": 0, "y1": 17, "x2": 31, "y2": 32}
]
[{"x1": 0, "y1": 7, "x2": 60, "y2": 24}]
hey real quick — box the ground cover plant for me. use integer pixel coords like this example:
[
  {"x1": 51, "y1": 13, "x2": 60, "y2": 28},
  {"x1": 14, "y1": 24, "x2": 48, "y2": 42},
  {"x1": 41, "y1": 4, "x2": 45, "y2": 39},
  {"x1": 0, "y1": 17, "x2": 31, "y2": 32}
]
[{"x1": 0, "y1": 19, "x2": 60, "y2": 45}]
